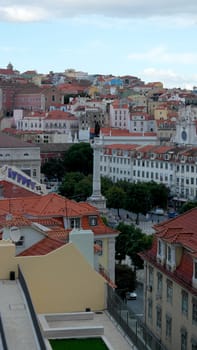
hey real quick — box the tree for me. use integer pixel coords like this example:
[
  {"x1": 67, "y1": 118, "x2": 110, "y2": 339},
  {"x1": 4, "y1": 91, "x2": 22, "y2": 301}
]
[
  {"x1": 101, "y1": 176, "x2": 114, "y2": 196},
  {"x1": 147, "y1": 181, "x2": 169, "y2": 209},
  {"x1": 74, "y1": 175, "x2": 92, "y2": 201},
  {"x1": 179, "y1": 201, "x2": 197, "y2": 214},
  {"x1": 115, "y1": 264, "x2": 136, "y2": 300},
  {"x1": 115, "y1": 222, "x2": 153, "y2": 269},
  {"x1": 126, "y1": 182, "x2": 151, "y2": 224},
  {"x1": 63, "y1": 143, "x2": 93, "y2": 175},
  {"x1": 59, "y1": 172, "x2": 85, "y2": 198},
  {"x1": 106, "y1": 186, "x2": 126, "y2": 218},
  {"x1": 41, "y1": 158, "x2": 65, "y2": 181}
]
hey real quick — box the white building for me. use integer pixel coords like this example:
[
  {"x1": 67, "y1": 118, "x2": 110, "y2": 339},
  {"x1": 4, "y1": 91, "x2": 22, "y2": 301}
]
[
  {"x1": 0, "y1": 132, "x2": 41, "y2": 182},
  {"x1": 15, "y1": 109, "x2": 79, "y2": 139},
  {"x1": 100, "y1": 143, "x2": 197, "y2": 202},
  {"x1": 130, "y1": 111, "x2": 156, "y2": 133},
  {"x1": 109, "y1": 100, "x2": 130, "y2": 129}
]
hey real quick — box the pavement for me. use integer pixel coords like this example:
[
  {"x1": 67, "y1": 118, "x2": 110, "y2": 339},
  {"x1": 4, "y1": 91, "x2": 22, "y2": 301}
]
[
  {"x1": 0, "y1": 279, "x2": 138, "y2": 350},
  {"x1": 0, "y1": 279, "x2": 39, "y2": 350}
]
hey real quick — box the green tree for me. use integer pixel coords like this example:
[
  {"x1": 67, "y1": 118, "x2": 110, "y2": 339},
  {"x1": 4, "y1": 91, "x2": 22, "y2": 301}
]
[
  {"x1": 148, "y1": 181, "x2": 169, "y2": 209},
  {"x1": 59, "y1": 172, "x2": 85, "y2": 198},
  {"x1": 106, "y1": 186, "x2": 126, "y2": 218},
  {"x1": 101, "y1": 176, "x2": 114, "y2": 196},
  {"x1": 115, "y1": 264, "x2": 136, "y2": 299},
  {"x1": 41, "y1": 158, "x2": 65, "y2": 180},
  {"x1": 74, "y1": 175, "x2": 92, "y2": 201},
  {"x1": 126, "y1": 182, "x2": 151, "y2": 224},
  {"x1": 115, "y1": 222, "x2": 153, "y2": 269},
  {"x1": 179, "y1": 201, "x2": 197, "y2": 214},
  {"x1": 63, "y1": 143, "x2": 93, "y2": 175}
]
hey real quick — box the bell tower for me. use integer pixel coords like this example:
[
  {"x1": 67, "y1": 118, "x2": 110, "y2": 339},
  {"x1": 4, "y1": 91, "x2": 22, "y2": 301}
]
[{"x1": 174, "y1": 105, "x2": 197, "y2": 145}]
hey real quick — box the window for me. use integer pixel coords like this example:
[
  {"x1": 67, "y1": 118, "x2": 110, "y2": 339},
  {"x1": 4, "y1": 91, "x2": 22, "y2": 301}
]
[
  {"x1": 33, "y1": 169, "x2": 37, "y2": 177},
  {"x1": 192, "y1": 298, "x2": 197, "y2": 324},
  {"x1": 166, "y1": 279, "x2": 173, "y2": 304},
  {"x1": 181, "y1": 291, "x2": 188, "y2": 317},
  {"x1": 191, "y1": 337, "x2": 197, "y2": 350},
  {"x1": 194, "y1": 261, "x2": 197, "y2": 279},
  {"x1": 148, "y1": 266, "x2": 153, "y2": 287},
  {"x1": 158, "y1": 239, "x2": 162, "y2": 256},
  {"x1": 180, "y1": 329, "x2": 187, "y2": 350},
  {"x1": 148, "y1": 298, "x2": 152, "y2": 320},
  {"x1": 157, "y1": 272, "x2": 163, "y2": 297},
  {"x1": 70, "y1": 218, "x2": 80, "y2": 229},
  {"x1": 89, "y1": 216, "x2": 98, "y2": 226},
  {"x1": 167, "y1": 245, "x2": 171, "y2": 262},
  {"x1": 166, "y1": 315, "x2": 172, "y2": 339},
  {"x1": 94, "y1": 239, "x2": 103, "y2": 256},
  {"x1": 156, "y1": 306, "x2": 162, "y2": 330}
]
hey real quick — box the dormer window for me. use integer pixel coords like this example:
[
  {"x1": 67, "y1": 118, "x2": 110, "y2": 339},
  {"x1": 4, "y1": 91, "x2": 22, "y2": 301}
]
[
  {"x1": 192, "y1": 260, "x2": 197, "y2": 288},
  {"x1": 166, "y1": 244, "x2": 176, "y2": 271},
  {"x1": 89, "y1": 216, "x2": 98, "y2": 226},
  {"x1": 157, "y1": 239, "x2": 165, "y2": 265},
  {"x1": 70, "y1": 218, "x2": 80, "y2": 229},
  {"x1": 167, "y1": 245, "x2": 171, "y2": 262}
]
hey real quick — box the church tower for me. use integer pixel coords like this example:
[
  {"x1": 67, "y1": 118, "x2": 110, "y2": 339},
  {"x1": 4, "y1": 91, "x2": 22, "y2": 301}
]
[{"x1": 173, "y1": 105, "x2": 197, "y2": 145}]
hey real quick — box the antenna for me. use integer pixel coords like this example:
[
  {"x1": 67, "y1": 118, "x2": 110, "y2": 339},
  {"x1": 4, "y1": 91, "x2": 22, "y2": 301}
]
[{"x1": 9, "y1": 226, "x2": 21, "y2": 243}]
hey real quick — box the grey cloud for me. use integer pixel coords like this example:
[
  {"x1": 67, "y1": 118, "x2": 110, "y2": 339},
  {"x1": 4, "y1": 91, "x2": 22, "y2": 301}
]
[{"x1": 1, "y1": 0, "x2": 197, "y2": 22}]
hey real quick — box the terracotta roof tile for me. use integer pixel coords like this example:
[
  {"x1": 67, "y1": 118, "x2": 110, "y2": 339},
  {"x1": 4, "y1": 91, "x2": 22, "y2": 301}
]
[
  {"x1": 0, "y1": 180, "x2": 40, "y2": 199},
  {"x1": 18, "y1": 237, "x2": 65, "y2": 256}
]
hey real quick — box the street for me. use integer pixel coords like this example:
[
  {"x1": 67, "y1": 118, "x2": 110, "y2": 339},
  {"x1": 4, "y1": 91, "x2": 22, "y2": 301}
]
[
  {"x1": 126, "y1": 283, "x2": 144, "y2": 318},
  {"x1": 105, "y1": 207, "x2": 168, "y2": 234}
]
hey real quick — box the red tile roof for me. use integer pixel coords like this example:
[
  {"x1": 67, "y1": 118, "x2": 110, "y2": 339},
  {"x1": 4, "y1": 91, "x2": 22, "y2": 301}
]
[
  {"x1": 0, "y1": 215, "x2": 31, "y2": 228},
  {"x1": 0, "y1": 193, "x2": 118, "y2": 238},
  {"x1": 98, "y1": 128, "x2": 157, "y2": 137},
  {"x1": 0, "y1": 180, "x2": 40, "y2": 199},
  {"x1": 18, "y1": 237, "x2": 65, "y2": 256},
  {"x1": 141, "y1": 208, "x2": 197, "y2": 294},
  {"x1": 45, "y1": 110, "x2": 77, "y2": 120}
]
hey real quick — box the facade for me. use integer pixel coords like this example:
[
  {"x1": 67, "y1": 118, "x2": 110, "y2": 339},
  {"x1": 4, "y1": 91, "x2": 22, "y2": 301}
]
[
  {"x1": 140, "y1": 209, "x2": 197, "y2": 350},
  {"x1": 109, "y1": 100, "x2": 130, "y2": 130},
  {"x1": 0, "y1": 239, "x2": 107, "y2": 314},
  {"x1": 130, "y1": 111, "x2": 156, "y2": 133},
  {"x1": 0, "y1": 192, "x2": 118, "y2": 285},
  {"x1": 0, "y1": 132, "x2": 41, "y2": 182},
  {"x1": 100, "y1": 143, "x2": 197, "y2": 202},
  {"x1": 15, "y1": 109, "x2": 79, "y2": 140}
]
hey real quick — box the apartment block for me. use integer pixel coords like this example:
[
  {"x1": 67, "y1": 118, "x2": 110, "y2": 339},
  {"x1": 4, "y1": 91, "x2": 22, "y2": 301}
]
[{"x1": 140, "y1": 209, "x2": 197, "y2": 349}]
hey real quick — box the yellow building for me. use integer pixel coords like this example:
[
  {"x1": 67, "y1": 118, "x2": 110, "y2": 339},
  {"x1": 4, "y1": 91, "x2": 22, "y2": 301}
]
[
  {"x1": 0, "y1": 239, "x2": 106, "y2": 314},
  {"x1": 140, "y1": 208, "x2": 197, "y2": 350}
]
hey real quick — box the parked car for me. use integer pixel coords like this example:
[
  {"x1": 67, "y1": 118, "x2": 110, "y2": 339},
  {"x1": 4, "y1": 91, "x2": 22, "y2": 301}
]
[
  {"x1": 126, "y1": 291, "x2": 137, "y2": 300},
  {"x1": 154, "y1": 208, "x2": 164, "y2": 215}
]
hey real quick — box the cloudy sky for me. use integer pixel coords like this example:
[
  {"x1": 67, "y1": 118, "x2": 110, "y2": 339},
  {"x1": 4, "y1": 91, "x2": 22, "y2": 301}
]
[{"x1": 1, "y1": 0, "x2": 197, "y2": 88}]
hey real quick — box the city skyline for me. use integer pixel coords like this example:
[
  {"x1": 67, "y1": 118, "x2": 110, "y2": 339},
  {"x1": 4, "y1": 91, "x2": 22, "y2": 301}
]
[{"x1": 1, "y1": 0, "x2": 197, "y2": 89}]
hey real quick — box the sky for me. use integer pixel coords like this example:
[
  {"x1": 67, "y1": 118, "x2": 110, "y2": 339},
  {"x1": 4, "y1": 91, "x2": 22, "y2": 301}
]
[{"x1": 1, "y1": 1, "x2": 197, "y2": 89}]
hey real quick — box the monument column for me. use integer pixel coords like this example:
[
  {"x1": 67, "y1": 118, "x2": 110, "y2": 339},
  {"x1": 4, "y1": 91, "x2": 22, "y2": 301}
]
[{"x1": 87, "y1": 136, "x2": 106, "y2": 212}]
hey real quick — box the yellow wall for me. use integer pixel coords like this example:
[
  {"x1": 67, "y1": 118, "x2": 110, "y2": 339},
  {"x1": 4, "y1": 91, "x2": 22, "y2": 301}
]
[
  {"x1": 154, "y1": 108, "x2": 168, "y2": 120},
  {"x1": 0, "y1": 241, "x2": 17, "y2": 278},
  {"x1": 0, "y1": 241, "x2": 106, "y2": 314},
  {"x1": 98, "y1": 237, "x2": 108, "y2": 269}
]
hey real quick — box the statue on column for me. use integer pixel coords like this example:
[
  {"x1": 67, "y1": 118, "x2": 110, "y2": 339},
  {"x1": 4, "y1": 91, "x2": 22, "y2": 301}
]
[{"x1": 94, "y1": 121, "x2": 100, "y2": 137}]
